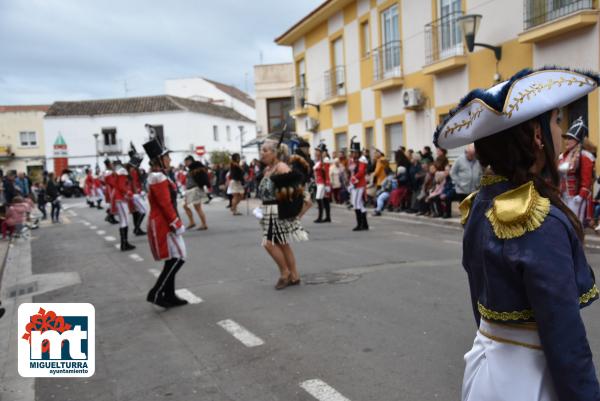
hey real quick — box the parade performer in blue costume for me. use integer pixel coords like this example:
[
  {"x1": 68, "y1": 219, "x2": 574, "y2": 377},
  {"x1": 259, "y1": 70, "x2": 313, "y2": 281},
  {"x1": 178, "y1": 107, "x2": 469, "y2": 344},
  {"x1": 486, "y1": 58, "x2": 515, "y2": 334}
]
[{"x1": 434, "y1": 67, "x2": 600, "y2": 401}]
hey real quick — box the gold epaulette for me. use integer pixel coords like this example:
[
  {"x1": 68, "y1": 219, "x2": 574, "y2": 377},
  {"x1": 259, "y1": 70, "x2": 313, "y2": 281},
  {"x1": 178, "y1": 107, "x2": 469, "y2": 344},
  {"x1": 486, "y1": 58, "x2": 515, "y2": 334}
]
[
  {"x1": 459, "y1": 191, "x2": 478, "y2": 225},
  {"x1": 485, "y1": 181, "x2": 550, "y2": 239}
]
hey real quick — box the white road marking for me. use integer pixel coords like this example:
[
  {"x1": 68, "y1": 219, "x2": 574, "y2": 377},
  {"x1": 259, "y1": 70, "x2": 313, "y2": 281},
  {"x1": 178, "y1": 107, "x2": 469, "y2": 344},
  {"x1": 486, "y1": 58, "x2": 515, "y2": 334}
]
[
  {"x1": 96, "y1": 230, "x2": 106, "y2": 235},
  {"x1": 443, "y1": 239, "x2": 462, "y2": 245},
  {"x1": 104, "y1": 236, "x2": 116, "y2": 242},
  {"x1": 69, "y1": 211, "x2": 78, "y2": 216},
  {"x1": 81, "y1": 221, "x2": 90, "y2": 226},
  {"x1": 129, "y1": 253, "x2": 144, "y2": 262},
  {"x1": 114, "y1": 244, "x2": 120, "y2": 250},
  {"x1": 300, "y1": 379, "x2": 351, "y2": 401},
  {"x1": 217, "y1": 319, "x2": 264, "y2": 347},
  {"x1": 89, "y1": 225, "x2": 97, "y2": 230},
  {"x1": 148, "y1": 268, "x2": 160, "y2": 277},
  {"x1": 175, "y1": 289, "x2": 203, "y2": 304},
  {"x1": 394, "y1": 231, "x2": 420, "y2": 238}
]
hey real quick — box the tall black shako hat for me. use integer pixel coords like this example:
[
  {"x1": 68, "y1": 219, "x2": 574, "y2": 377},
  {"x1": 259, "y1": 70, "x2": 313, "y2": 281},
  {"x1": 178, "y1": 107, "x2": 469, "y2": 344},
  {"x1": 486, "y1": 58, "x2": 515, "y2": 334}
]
[
  {"x1": 433, "y1": 67, "x2": 600, "y2": 149},
  {"x1": 143, "y1": 138, "x2": 170, "y2": 161},
  {"x1": 350, "y1": 136, "x2": 361, "y2": 153},
  {"x1": 563, "y1": 116, "x2": 588, "y2": 143},
  {"x1": 127, "y1": 142, "x2": 144, "y2": 168},
  {"x1": 315, "y1": 140, "x2": 328, "y2": 153}
]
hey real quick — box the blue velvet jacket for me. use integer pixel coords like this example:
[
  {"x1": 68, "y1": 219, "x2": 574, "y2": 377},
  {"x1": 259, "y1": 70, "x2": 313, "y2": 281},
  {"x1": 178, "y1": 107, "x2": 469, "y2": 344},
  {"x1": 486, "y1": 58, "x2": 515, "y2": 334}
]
[{"x1": 462, "y1": 179, "x2": 600, "y2": 401}]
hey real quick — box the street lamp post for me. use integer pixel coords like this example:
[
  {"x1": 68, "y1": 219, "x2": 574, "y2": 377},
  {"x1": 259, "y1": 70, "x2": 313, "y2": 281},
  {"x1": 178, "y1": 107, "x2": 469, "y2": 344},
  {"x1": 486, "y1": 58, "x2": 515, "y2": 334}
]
[
  {"x1": 93, "y1": 133, "x2": 99, "y2": 171},
  {"x1": 457, "y1": 14, "x2": 502, "y2": 62}
]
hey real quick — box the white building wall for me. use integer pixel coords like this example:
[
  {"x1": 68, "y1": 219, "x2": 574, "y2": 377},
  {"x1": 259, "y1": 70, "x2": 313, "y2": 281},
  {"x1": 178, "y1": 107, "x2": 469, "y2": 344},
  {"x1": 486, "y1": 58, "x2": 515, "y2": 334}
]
[
  {"x1": 332, "y1": 104, "x2": 349, "y2": 128},
  {"x1": 434, "y1": 68, "x2": 469, "y2": 107},
  {"x1": 344, "y1": 20, "x2": 361, "y2": 94},
  {"x1": 328, "y1": 11, "x2": 344, "y2": 34},
  {"x1": 533, "y1": 25, "x2": 599, "y2": 70},
  {"x1": 357, "y1": 0, "x2": 370, "y2": 17},
  {"x1": 361, "y1": 88, "x2": 376, "y2": 122},
  {"x1": 402, "y1": 0, "x2": 431, "y2": 73},
  {"x1": 467, "y1": 0, "x2": 523, "y2": 45},
  {"x1": 348, "y1": 123, "x2": 362, "y2": 148},
  {"x1": 293, "y1": 38, "x2": 305, "y2": 55},
  {"x1": 305, "y1": 40, "x2": 330, "y2": 105},
  {"x1": 381, "y1": 89, "x2": 405, "y2": 118},
  {"x1": 43, "y1": 111, "x2": 257, "y2": 170}
]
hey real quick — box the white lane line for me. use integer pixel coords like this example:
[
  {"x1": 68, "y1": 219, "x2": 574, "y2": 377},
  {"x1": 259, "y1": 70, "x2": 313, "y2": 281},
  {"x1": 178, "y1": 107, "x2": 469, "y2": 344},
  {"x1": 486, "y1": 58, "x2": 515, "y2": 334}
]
[
  {"x1": 104, "y1": 236, "x2": 116, "y2": 242},
  {"x1": 217, "y1": 319, "x2": 264, "y2": 347},
  {"x1": 300, "y1": 379, "x2": 351, "y2": 401},
  {"x1": 89, "y1": 225, "x2": 97, "y2": 230},
  {"x1": 114, "y1": 244, "x2": 120, "y2": 250},
  {"x1": 394, "y1": 231, "x2": 420, "y2": 238},
  {"x1": 129, "y1": 254, "x2": 144, "y2": 262},
  {"x1": 96, "y1": 230, "x2": 106, "y2": 235},
  {"x1": 443, "y1": 239, "x2": 462, "y2": 245},
  {"x1": 81, "y1": 221, "x2": 90, "y2": 226},
  {"x1": 175, "y1": 289, "x2": 203, "y2": 304},
  {"x1": 70, "y1": 211, "x2": 78, "y2": 216},
  {"x1": 148, "y1": 268, "x2": 160, "y2": 277}
]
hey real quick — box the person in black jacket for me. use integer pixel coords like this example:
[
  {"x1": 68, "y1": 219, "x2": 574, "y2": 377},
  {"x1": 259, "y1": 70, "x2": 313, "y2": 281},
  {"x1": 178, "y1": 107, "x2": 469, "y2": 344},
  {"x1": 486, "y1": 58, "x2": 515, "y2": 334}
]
[
  {"x1": 228, "y1": 153, "x2": 245, "y2": 216},
  {"x1": 183, "y1": 155, "x2": 209, "y2": 230},
  {"x1": 46, "y1": 172, "x2": 60, "y2": 223}
]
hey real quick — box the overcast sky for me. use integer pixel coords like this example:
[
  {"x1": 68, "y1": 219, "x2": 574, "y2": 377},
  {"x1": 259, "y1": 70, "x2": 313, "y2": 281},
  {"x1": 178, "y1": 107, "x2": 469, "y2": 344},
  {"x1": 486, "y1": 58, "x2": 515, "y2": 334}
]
[{"x1": 0, "y1": 0, "x2": 323, "y2": 105}]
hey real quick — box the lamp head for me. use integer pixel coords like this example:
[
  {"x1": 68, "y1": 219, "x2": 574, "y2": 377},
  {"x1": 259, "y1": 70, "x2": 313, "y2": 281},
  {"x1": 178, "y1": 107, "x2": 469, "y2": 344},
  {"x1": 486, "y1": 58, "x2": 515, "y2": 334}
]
[{"x1": 458, "y1": 14, "x2": 482, "y2": 53}]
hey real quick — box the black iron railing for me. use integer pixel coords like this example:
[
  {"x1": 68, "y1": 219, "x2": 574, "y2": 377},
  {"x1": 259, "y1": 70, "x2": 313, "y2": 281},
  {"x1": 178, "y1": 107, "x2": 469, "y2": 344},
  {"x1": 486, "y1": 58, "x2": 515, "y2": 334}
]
[
  {"x1": 524, "y1": 0, "x2": 594, "y2": 29},
  {"x1": 372, "y1": 40, "x2": 403, "y2": 82},
  {"x1": 324, "y1": 66, "x2": 346, "y2": 99},
  {"x1": 424, "y1": 10, "x2": 464, "y2": 65}
]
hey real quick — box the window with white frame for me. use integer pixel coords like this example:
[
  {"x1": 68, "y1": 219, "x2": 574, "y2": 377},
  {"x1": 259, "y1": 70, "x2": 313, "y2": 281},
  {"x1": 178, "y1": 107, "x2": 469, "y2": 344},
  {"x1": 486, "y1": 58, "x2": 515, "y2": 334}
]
[
  {"x1": 213, "y1": 125, "x2": 219, "y2": 142},
  {"x1": 381, "y1": 4, "x2": 401, "y2": 78},
  {"x1": 19, "y1": 131, "x2": 37, "y2": 147},
  {"x1": 385, "y1": 123, "x2": 403, "y2": 157},
  {"x1": 226, "y1": 126, "x2": 231, "y2": 141},
  {"x1": 335, "y1": 132, "x2": 348, "y2": 152}
]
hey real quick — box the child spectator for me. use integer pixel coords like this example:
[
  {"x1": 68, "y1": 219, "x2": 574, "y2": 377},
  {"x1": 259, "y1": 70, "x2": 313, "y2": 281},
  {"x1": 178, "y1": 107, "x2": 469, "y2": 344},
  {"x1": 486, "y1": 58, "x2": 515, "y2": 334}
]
[{"x1": 3, "y1": 196, "x2": 28, "y2": 239}]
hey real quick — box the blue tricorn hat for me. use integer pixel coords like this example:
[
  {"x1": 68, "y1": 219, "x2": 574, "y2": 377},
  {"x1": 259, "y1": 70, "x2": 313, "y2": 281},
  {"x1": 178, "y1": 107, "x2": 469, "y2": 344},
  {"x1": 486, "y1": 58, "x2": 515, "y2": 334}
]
[{"x1": 434, "y1": 67, "x2": 600, "y2": 149}]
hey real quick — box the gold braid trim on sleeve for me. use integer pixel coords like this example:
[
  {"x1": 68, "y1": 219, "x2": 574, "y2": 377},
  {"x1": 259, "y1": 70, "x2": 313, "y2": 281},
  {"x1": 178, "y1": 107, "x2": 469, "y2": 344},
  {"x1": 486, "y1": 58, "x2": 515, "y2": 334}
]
[
  {"x1": 480, "y1": 175, "x2": 508, "y2": 187},
  {"x1": 580, "y1": 284, "x2": 599, "y2": 305},
  {"x1": 485, "y1": 181, "x2": 550, "y2": 239},
  {"x1": 459, "y1": 191, "x2": 478, "y2": 225},
  {"x1": 478, "y1": 302, "x2": 534, "y2": 321}
]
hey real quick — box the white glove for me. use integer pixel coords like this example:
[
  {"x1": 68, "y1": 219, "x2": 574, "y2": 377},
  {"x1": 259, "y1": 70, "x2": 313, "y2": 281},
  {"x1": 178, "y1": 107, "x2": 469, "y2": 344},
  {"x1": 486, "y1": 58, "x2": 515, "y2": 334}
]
[
  {"x1": 175, "y1": 225, "x2": 185, "y2": 235},
  {"x1": 253, "y1": 207, "x2": 264, "y2": 220},
  {"x1": 325, "y1": 186, "x2": 331, "y2": 194}
]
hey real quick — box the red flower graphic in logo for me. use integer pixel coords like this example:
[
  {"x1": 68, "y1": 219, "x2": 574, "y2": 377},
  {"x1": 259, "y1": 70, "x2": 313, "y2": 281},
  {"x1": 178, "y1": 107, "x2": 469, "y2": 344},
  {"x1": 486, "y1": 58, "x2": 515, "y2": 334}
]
[{"x1": 22, "y1": 308, "x2": 72, "y2": 353}]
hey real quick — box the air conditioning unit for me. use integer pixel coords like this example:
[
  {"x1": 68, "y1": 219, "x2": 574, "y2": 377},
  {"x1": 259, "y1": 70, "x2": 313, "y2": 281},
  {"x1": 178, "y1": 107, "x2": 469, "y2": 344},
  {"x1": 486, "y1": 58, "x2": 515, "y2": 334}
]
[
  {"x1": 403, "y1": 88, "x2": 425, "y2": 110},
  {"x1": 305, "y1": 117, "x2": 320, "y2": 133}
]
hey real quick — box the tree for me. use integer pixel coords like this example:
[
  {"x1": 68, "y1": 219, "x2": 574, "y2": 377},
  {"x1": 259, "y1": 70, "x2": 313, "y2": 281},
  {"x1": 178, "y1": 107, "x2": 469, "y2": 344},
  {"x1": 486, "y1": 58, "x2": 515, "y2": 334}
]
[{"x1": 210, "y1": 150, "x2": 231, "y2": 166}]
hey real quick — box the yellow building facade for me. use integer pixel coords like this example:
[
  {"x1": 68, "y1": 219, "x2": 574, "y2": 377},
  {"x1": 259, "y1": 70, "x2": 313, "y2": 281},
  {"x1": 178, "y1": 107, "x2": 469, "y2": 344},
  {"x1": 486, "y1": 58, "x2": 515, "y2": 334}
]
[{"x1": 276, "y1": 0, "x2": 600, "y2": 159}]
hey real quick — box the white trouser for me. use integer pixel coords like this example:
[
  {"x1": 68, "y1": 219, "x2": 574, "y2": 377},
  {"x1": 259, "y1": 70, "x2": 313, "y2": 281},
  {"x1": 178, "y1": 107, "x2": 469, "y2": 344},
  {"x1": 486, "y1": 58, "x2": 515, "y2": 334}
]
[
  {"x1": 462, "y1": 319, "x2": 557, "y2": 401},
  {"x1": 132, "y1": 194, "x2": 147, "y2": 214},
  {"x1": 96, "y1": 188, "x2": 104, "y2": 202},
  {"x1": 351, "y1": 187, "x2": 365, "y2": 212},
  {"x1": 115, "y1": 200, "x2": 129, "y2": 228},
  {"x1": 167, "y1": 232, "x2": 187, "y2": 259},
  {"x1": 564, "y1": 194, "x2": 587, "y2": 225},
  {"x1": 315, "y1": 184, "x2": 327, "y2": 200}
]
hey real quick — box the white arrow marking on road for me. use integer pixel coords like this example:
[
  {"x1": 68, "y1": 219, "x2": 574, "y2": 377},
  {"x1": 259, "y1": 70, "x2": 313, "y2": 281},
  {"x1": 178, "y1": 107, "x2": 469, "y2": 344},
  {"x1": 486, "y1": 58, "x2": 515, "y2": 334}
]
[
  {"x1": 217, "y1": 319, "x2": 264, "y2": 347},
  {"x1": 175, "y1": 289, "x2": 203, "y2": 304},
  {"x1": 89, "y1": 226, "x2": 97, "y2": 230},
  {"x1": 300, "y1": 379, "x2": 351, "y2": 401},
  {"x1": 104, "y1": 236, "x2": 116, "y2": 242},
  {"x1": 96, "y1": 230, "x2": 106, "y2": 235},
  {"x1": 148, "y1": 268, "x2": 160, "y2": 277},
  {"x1": 129, "y1": 254, "x2": 144, "y2": 262}
]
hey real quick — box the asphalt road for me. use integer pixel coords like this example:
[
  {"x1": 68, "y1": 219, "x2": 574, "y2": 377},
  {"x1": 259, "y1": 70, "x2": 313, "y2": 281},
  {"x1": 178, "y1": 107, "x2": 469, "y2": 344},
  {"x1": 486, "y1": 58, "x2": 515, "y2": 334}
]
[{"x1": 27, "y1": 197, "x2": 600, "y2": 401}]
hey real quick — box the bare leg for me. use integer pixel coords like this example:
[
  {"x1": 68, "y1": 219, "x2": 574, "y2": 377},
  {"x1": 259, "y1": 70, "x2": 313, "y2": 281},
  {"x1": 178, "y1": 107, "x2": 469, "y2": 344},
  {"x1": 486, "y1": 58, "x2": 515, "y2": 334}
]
[
  {"x1": 193, "y1": 203, "x2": 208, "y2": 228},
  {"x1": 231, "y1": 193, "x2": 242, "y2": 214},
  {"x1": 280, "y1": 244, "x2": 299, "y2": 282},
  {"x1": 298, "y1": 198, "x2": 312, "y2": 219},
  {"x1": 263, "y1": 242, "x2": 290, "y2": 278},
  {"x1": 183, "y1": 203, "x2": 195, "y2": 228}
]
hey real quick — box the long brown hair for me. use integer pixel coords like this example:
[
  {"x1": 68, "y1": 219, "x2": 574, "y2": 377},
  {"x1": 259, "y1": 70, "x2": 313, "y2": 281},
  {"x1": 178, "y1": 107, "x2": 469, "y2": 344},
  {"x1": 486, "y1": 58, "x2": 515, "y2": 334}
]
[{"x1": 475, "y1": 111, "x2": 584, "y2": 240}]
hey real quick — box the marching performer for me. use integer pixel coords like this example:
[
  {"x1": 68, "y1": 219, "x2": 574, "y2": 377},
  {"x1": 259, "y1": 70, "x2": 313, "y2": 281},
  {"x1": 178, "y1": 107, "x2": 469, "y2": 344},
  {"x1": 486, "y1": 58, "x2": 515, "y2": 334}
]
[
  {"x1": 102, "y1": 158, "x2": 118, "y2": 224},
  {"x1": 143, "y1": 138, "x2": 188, "y2": 307},
  {"x1": 434, "y1": 67, "x2": 599, "y2": 401},
  {"x1": 558, "y1": 116, "x2": 595, "y2": 226},
  {"x1": 112, "y1": 159, "x2": 136, "y2": 251},
  {"x1": 94, "y1": 173, "x2": 103, "y2": 209},
  {"x1": 126, "y1": 143, "x2": 147, "y2": 236},
  {"x1": 313, "y1": 142, "x2": 332, "y2": 223},
  {"x1": 258, "y1": 133, "x2": 308, "y2": 290},
  {"x1": 349, "y1": 137, "x2": 369, "y2": 231},
  {"x1": 84, "y1": 168, "x2": 96, "y2": 208}
]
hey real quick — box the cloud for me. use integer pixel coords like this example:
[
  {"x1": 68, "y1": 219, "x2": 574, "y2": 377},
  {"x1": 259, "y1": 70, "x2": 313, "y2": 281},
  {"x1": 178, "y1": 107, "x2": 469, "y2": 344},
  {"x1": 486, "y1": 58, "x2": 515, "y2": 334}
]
[{"x1": 0, "y1": 0, "x2": 323, "y2": 104}]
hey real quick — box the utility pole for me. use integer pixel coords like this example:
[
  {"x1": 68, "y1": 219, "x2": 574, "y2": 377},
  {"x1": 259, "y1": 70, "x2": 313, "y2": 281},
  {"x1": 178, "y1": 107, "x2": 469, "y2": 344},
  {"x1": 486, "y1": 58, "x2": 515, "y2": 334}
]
[{"x1": 238, "y1": 126, "x2": 245, "y2": 156}]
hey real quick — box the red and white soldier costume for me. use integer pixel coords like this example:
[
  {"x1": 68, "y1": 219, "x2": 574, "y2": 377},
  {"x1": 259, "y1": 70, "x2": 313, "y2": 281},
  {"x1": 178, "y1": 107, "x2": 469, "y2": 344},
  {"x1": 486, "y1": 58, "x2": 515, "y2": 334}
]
[
  {"x1": 84, "y1": 169, "x2": 96, "y2": 208},
  {"x1": 102, "y1": 158, "x2": 118, "y2": 224},
  {"x1": 313, "y1": 142, "x2": 332, "y2": 223},
  {"x1": 558, "y1": 116, "x2": 595, "y2": 225},
  {"x1": 112, "y1": 159, "x2": 136, "y2": 251},
  {"x1": 143, "y1": 137, "x2": 188, "y2": 308},
  {"x1": 94, "y1": 176, "x2": 104, "y2": 209},
  {"x1": 349, "y1": 136, "x2": 369, "y2": 231},
  {"x1": 126, "y1": 143, "x2": 147, "y2": 236}
]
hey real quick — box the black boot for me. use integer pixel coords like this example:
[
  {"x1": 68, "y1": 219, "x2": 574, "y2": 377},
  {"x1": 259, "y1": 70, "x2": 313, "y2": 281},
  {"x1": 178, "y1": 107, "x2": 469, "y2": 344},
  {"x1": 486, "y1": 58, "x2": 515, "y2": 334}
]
[
  {"x1": 163, "y1": 259, "x2": 188, "y2": 307},
  {"x1": 352, "y1": 210, "x2": 363, "y2": 231},
  {"x1": 361, "y1": 211, "x2": 369, "y2": 231},
  {"x1": 134, "y1": 213, "x2": 146, "y2": 236},
  {"x1": 314, "y1": 199, "x2": 324, "y2": 223},
  {"x1": 322, "y1": 198, "x2": 331, "y2": 222},
  {"x1": 88, "y1": 200, "x2": 95, "y2": 208},
  {"x1": 0, "y1": 302, "x2": 4, "y2": 320},
  {"x1": 147, "y1": 259, "x2": 178, "y2": 308},
  {"x1": 96, "y1": 200, "x2": 103, "y2": 210},
  {"x1": 120, "y1": 227, "x2": 136, "y2": 251}
]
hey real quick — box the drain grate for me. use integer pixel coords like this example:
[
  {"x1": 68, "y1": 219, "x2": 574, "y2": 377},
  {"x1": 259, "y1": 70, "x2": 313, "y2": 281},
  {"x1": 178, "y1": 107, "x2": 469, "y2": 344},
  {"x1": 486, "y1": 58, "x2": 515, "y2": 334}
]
[
  {"x1": 6, "y1": 281, "x2": 38, "y2": 298},
  {"x1": 302, "y1": 272, "x2": 360, "y2": 285}
]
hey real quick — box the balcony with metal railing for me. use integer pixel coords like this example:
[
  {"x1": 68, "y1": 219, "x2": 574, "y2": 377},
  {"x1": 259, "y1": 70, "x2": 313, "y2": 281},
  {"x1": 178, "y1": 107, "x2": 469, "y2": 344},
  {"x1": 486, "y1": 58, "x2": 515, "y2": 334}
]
[
  {"x1": 98, "y1": 139, "x2": 123, "y2": 155},
  {"x1": 323, "y1": 66, "x2": 347, "y2": 105},
  {"x1": 371, "y1": 40, "x2": 404, "y2": 91},
  {"x1": 290, "y1": 86, "x2": 308, "y2": 117},
  {"x1": 423, "y1": 10, "x2": 467, "y2": 75},
  {"x1": 519, "y1": 0, "x2": 597, "y2": 43}
]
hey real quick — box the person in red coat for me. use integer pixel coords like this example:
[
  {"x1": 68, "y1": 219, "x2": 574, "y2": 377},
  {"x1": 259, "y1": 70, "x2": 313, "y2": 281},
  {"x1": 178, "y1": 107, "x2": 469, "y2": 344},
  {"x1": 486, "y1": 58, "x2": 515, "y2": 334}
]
[
  {"x1": 558, "y1": 116, "x2": 595, "y2": 226},
  {"x1": 102, "y1": 158, "x2": 118, "y2": 224},
  {"x1": 349, "y1": 136, "x2": 369, "y2": 231},
  {"x1": 313, "y1": 142, "x2": 332, "y2": 223},
  {"x1": 126, "y1": 143, "x2": 147, "y2": 236},
  {"x1": 112, "y1": 159, "x2": 136, "y2": 251},
  {"x1": 93, "y1": 176, "x2": 103, "y2": 209},
  {"x1": 143, "y1": 138, "x2": 188, "y2": 308},
  {"x1": 84, "y1": 168, "x2": 96, "y2": 208}
]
